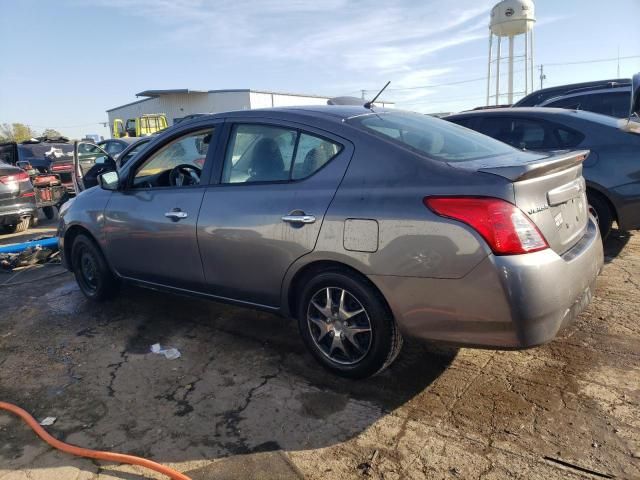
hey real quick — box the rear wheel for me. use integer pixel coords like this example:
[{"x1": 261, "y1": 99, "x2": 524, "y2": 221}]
[
  {"x1": 297, "y1": 269, "x2": 402, "y2": 379},
  {"x1": 71, "y1": 234, "x2": 119, "y2": 301},
  {"x1": 2, "y1": 216, "x2": 32, "y2": 234},
  {"x1": 587, "y1": 192, "x2": 613, "y2": 240}
]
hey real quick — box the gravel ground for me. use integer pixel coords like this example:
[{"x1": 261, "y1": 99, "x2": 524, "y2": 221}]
[{"x1": 0, "y1": 222, "x2": 638, "y2": 479}]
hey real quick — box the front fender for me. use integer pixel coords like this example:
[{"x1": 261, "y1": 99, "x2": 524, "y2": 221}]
[{"x1": 58, "y1": 187, "x2": 113, "y2": 268}]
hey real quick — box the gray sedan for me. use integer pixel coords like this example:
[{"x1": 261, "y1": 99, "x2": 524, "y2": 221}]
[
  {"x1": 445, "y1": 108, "x2": 640, "y2": 239},
  {"x1": 59, "y1": 106, "x2": 604, "y2": 378}
]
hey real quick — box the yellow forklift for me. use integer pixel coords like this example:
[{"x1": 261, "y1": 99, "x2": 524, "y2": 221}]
[{"x1": 112, "y1": 114, "x2": 168, "y2": 138}]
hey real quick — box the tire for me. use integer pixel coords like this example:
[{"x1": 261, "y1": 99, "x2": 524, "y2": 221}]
[
  {"x1": 587, "y1": 192, "x2": 613, "y2": 240},
  {"x1": 297, "y1": 269, "x2": 402, "y2": 379},
  {"x1": 71, "y1": 234, "x2": 119, "y2": 301},
  {"x1": 3, "y1": 216, "x2": 31, "y2": 234},
  {"x1": 43, "y1": 206, "x2": 55, "y2": 220}
]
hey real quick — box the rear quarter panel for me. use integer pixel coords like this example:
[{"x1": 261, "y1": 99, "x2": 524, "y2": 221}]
[{"x1": 287, "y1": 132, "x2": 515, "y2": 281}]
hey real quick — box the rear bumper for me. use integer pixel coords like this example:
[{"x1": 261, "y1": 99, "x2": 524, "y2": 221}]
[
  {"x1": 369, "y1": 216, "x2": 604, "y2": 348},
  {"x1": 0, "y1": 200, "x2": 37, "y2": 226}
]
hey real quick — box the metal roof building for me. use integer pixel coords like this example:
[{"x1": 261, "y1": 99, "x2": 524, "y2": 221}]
[{"x1": 106, "y1": 89, "x2": 394, "y2": 132}]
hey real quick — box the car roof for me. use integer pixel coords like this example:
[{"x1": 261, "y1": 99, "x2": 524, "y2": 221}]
[
  {"x1": 514, "y1": 78, "x2": 631, "y2": 106},
  {"x1": 178, "y1": 105, "x2": 396, "y2": 125}
]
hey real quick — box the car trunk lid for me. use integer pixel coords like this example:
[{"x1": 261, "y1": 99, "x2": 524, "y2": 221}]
[{"x1": 449, "y1": 150, "x2": 590, "y2": 254}]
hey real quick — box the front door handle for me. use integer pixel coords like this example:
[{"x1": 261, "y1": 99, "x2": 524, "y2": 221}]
[
  {"x1": 282, "y1": 214, "x2": 316, "y2": 224},
  {"x1": 165, "y1": 209, "x2": 188, "y2": 220}
]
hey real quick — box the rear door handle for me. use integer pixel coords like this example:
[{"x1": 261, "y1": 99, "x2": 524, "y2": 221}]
[
  {"x1": 282, "y1": 214, "x2": 316, "y2": 224},
  {"x1": 165, "y1": 209, "x2": 188, "y2": 220}
]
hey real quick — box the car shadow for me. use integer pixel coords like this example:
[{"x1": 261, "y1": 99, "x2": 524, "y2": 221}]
[
  {"x1": 603, "y1": 227, "x2": 631, "y2": 262},
  {"x1": 0, "y1": 277, "x2": 456, "y2": 479}
]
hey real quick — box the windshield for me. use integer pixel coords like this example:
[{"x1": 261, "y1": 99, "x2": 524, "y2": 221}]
[
  {"x1": 119, "y1": 140, "x2": 150, "y2": 166},
  {"x1": 348, "y1": 111, "x2": 515, "y2": 162}
]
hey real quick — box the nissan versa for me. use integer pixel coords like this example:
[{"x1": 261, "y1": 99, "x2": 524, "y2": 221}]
[{"x1": 58, "y1": 106, "x2": 604, "y2": 378}]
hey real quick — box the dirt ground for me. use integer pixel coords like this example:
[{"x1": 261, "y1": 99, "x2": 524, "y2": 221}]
[{"x1": 0, "y1": 217, "x2": 638, "y2": 480}]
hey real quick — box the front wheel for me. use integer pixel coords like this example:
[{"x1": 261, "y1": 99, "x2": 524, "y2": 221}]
[
  {"x1": 297, "y1": 269, "x2": 402, "y2": 379},
  {"x1": 71, "y1": 234, "x2": 119, "y2": 301}
]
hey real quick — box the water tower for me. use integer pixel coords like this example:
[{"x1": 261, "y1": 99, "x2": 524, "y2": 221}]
[{"x1": 486, "y1": 0, "x2": 536, "y2": 105}]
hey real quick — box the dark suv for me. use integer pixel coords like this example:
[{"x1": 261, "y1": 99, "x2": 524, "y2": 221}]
[{"x1": 514, "y1": 79, "x2": 631, "y2": 118}]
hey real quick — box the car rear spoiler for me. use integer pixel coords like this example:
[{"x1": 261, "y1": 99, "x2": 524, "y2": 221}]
[{"x1": 477, "y1": 150, "x2": 590, "y2": 182}]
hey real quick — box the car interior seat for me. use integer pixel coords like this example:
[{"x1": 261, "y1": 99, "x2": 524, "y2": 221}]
[
  {"x1": 301, "y1": 147, "x2": 324, "y2": 177},
  {"x1": 249, "y1": 138, "x2": 285, "y2": 181}
]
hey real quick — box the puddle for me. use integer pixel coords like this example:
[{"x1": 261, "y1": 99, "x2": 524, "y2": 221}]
[{"x1": 43, "y1": 281, "x2": 83, "y2": 315}]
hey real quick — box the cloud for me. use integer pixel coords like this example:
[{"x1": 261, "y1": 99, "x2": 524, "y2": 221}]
[
  {"x1": 74, "y1": 0, "x2": 498, "y2": 108},
  {"x1": 77, "y1": 0, "x2": 492, "y2": 74}
]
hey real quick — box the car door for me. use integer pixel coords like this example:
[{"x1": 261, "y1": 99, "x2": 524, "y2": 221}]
[
  {"x1": 197, "y1": 120, "x2": 353, "y2": 307},
  {"x1": 104, "y1": 123, "x2": 220, "y2": 291}
]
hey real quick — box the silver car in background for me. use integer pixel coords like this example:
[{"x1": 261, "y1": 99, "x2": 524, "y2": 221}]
[{"x1": 59, "y1": 105, "x2": 606, "y2": 378}]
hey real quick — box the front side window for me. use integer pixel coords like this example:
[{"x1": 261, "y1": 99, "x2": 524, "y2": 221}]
[
  {"x1": 596, "y1": 92, "x2": 629, "y2": 118},
  {"x1": 223, "y1": 124, "x2": 296, "y2": 183},
  {"x1": 222, "y1": 124, "x2": 342, "y2": 183},
  {"x1": 132, "y1": 129, "x2": 213, "y2": 188},
  {"x1": 349, "y1": 112, "x2": 514, "y2": 162}
]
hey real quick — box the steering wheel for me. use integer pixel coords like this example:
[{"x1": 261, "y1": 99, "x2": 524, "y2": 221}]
[{"x1": 169, "y1": 164, "x2": 202, "y2": 187}]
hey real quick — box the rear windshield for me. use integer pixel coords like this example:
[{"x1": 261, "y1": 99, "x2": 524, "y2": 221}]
[{"x1": 347, "y1": 111, "x2": 514, "y2": 162}]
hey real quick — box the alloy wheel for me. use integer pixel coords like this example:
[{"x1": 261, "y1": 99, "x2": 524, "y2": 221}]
[{"x1": 306, "y1": 287, "x2": 372, "y2": 365}]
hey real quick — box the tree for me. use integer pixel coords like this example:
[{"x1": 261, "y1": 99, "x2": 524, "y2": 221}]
[
  {"x1": 41, "y1": 128, "x2": 62, "y2": 139},
  {"x1": 0, "y1": 123, "x2": 38, "y2": 143}
]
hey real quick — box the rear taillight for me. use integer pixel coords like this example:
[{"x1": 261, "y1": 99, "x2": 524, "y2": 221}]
[
  {"x1": 51, "y1": 163, "x2": 71, "y2": 172},
  {"x1": 0, "y1": 172, "x2": 30, "y2": 184},
  {"x1": 424, "y1": 197, "x2": 548, "y2": 255}
]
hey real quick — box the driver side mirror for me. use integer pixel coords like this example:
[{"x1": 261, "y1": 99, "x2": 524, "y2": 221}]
[
  {"x1": 99, "y1": 171, "x2": 120, "y2": 191},
  {"x1": 631, "y1": 72, "x2": 640, "y2": 118}
]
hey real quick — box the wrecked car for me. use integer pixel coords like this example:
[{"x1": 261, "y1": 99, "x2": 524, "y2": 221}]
[
  {"x1": 0, "y1": 160, "x2": 37, "y2": 233},
  {"x1": 59, "y1": 104, "x2": 605, "y2": 378},
  {"x1": 0, "y1": 139, "x2": 68, "y2": 221}
]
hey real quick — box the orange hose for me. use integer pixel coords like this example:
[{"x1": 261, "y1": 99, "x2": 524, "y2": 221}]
[{"x1": 0, "y1": 401, "x2": 191, "y2": 480}]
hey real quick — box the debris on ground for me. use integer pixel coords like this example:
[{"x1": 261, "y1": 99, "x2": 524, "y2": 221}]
[
  {"x1": 39, "y1": 417, "x2": 56, "y2": 426},
  {"x1": 0, "y1": 237, "x2": 59, "y2": 271},
  {"x1": 150, "y1": 343, "x2": 181, "y2": 360},
  {"x1": 356, "y1": 450, "x2": 379, "y2": 476}
]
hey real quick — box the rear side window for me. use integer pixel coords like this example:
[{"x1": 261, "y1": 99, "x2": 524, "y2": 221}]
[
  {"x1": 292, "y1": 133, "x2": 340, "y2": 180},
  {"x1": 555, "y1": 127, "x2": 584, "y2": 148},
  {"x1": 474, "y1": 117, "x2": 583, "y2": 150},
  {"x1": 222, "y1": 124, "x2": 342, "y2": 183},
  {"x1": 348, "y1": 112, "x2": 513, "y2": 162}
]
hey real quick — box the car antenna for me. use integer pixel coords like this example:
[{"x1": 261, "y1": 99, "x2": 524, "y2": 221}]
[{"x1": 364, "y1": 81, "x2": 390, "y2": 109}]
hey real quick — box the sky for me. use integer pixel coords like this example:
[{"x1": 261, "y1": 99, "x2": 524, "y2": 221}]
[{"x1": 1, "y1": 0, "x2": 639, "y2": 139}]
